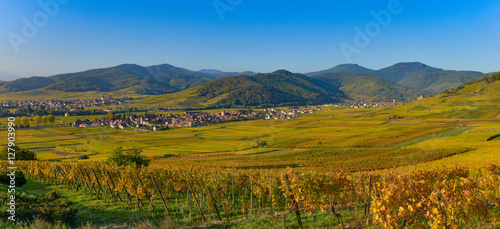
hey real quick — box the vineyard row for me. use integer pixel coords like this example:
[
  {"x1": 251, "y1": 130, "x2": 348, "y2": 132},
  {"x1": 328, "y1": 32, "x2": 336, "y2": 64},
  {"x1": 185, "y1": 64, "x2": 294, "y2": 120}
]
[{"x1": 10, "y1": 161, "x2": 500, "y2": 229}]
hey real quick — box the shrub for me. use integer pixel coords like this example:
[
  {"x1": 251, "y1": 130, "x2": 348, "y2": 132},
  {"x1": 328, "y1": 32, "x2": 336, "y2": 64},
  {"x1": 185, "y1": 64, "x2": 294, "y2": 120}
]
[
  {"x1": 0, "y1": 170, "x2": 26, "y2": 187},
  {"x1": 256, "y1": 141, "x2": 267, "y2": 148},
  {"x1": 0, "y1": 146, "x2": 37, "y2": 161},
  {"x1": 0, "y1": 192, "x2": 77, "y2": 226},
  {"x1": 77, "y1": 155, "x2": 89, "y2": 160},
  {"x1": 45, "y1": 190, "x2": 61, "y2": 200}
]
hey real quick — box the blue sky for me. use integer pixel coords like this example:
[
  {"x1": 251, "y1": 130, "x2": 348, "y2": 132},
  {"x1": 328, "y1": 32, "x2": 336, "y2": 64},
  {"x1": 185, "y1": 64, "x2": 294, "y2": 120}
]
[{"x1": 1, "y1": 0, "x2": 499, "y2": 79}]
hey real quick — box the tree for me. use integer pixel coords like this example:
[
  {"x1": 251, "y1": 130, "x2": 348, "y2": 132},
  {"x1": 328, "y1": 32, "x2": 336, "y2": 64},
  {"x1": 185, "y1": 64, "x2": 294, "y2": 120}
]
[
  {"x1": 107, "y1": 146, "x2": 150, "y2": 169},
  {"x1": 108, "y1": 111, "x2": 114, "y2": 120},
  {"x1": 256, "y1": 140, "x2": 267, "y2": 148},
  {"x1": 0, "y1": 146, "x2": 37, "y2": 160},
  {"x1": 14, "y1": 118, "x2": 21, "y2": 128},
  {"x1": 48, "y1": 115, "x2": 55, "y2": 125},
  {"x1": 42, "y1": 115, "x2": 48, "y2": 125},
  {"x1": 35, "y1": 115, "x2": 41, "y2": 127},
  {"x1": 21, "y1": 116, "x2": 30, "y2": 127}
]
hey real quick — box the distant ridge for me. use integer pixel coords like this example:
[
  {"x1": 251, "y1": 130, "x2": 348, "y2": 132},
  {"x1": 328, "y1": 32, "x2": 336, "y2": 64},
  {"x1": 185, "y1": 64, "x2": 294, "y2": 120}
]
[
  {"x1": 376, "y1": 62, "x2": 439, "y2": 82},
  {"x1": 305, "y1": 64, "x2": 377, "y2": 77},
  {"x1": 198, "y1": 69, "x2": 257, "y2": 78},
  {"x1": 0, "y1": 64, "x2": 216, "y2": 95},
  {"x1": 311, "y1": 72, "x2": 431, "y2": 102},
  {"x1": 307, "y1": 62, "x2": 484, "y2": 93}
]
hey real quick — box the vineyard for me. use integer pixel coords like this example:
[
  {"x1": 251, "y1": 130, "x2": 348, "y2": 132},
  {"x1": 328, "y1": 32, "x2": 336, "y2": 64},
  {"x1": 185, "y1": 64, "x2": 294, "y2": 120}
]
[
  {"x1": 6, "y1": 161, "x2": 500, "y2": 228},
  {"x1": 1, "y1": 80, "x2": 500, "y2": 228}
]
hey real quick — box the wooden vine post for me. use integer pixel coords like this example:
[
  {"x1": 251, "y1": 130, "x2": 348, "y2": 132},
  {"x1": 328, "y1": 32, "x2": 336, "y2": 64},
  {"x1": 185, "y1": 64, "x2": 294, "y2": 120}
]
[
  {"x1": 231, "y1": 170, "x2": 235, "y2": 206},
  {"x1": 91, "y1": 169, "x2": 104, "y2": 199},
  {"x1": 105, "y1": 169, "x2": 122, "y2": 204},
  {"x1": 284, "y1": 174, "x2": 303, "y2": 229},
  {"x1": 117, "y1": 172, "x2": 131, "y2": 205},
  {"x1": 207, "y1": 187, "x2": 223, "y2": 221},
  {"x1": 270, "y1": 174, "x2": 273, "y2": 214},
  {"x1": 150, "y1": 174, "x2": 170, "y2": 215},
  {"x1": 135, "y1": 173, "x2": 154, "y2": 211},
  {"x1": 128, "y1": 172, "x2": 143, "y2": 210},
  {"x1": 187, "y1": 179, "x2": 206, "y2": 222}
]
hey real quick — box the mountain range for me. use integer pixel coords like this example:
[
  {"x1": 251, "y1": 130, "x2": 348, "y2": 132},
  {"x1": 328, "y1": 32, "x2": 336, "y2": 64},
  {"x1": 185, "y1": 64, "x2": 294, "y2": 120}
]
[
  {"x1": 0, "y1": 64, "x2": 217, "y2": 95},
  {"x1": 146, "y1": 70, "x2": 431, "y2": 108},
  {"x1": 306, "y1": 62, "x2": 484, "y2": 93},
  {"x1": 0, "y1": 62, "x2": 488, "y2": 107}
]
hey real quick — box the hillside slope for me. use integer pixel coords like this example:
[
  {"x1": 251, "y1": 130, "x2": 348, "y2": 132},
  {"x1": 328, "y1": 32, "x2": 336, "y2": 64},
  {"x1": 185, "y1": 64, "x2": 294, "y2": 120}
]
[{"x1": 391, "y1": 71, "x2": 500, "y2": 120}]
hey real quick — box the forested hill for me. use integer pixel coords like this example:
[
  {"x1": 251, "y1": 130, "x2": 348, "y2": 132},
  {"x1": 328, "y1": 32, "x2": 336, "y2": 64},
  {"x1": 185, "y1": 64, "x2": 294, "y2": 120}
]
[
  {"x1": 311, "y1": 72, "x2": 430, "y2": 102},
  {"x1": 196, "y1": 70, "x2": 346, "y2": 107},
  {"x1": 305, "y1": 64, "x2": 377, "y2": 77},
  {"x1": 0, "y1": 64, "x2": 216, "y2": 95},
  {"x1": 307, "y1": 62, "x2": 484, "y2": 93}
]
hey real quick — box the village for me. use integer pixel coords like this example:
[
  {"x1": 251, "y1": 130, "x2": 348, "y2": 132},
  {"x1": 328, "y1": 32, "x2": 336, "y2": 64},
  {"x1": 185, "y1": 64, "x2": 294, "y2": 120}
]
[
  {"x1": 346, "y1": 100, "x2": 404, "y2": 109},
  {"x1": 73, "y1": 109, "x2": 260, "y2": 131},
  {"x1": 1, "y1": 95, "x2": 398, "y2": 131},
  {"x1": 0, "y1": 96, "x2": 129, "y2": 111},
  {"x1": 263, "y1": 107, "x2": 317, "y2": 120},
  {"x1": 72, "y1": 107, "x2": 321, "y2": 131}
]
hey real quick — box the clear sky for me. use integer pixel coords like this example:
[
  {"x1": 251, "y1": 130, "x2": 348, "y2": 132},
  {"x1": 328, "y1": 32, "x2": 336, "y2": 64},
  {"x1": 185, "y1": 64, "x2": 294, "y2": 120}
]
[{"x1": 0, "y1": 0, "x2": 499, "y2": 79}]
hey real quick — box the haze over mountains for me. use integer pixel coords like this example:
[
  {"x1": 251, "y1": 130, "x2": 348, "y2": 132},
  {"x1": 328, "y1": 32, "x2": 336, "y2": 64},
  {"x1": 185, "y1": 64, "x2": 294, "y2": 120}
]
[
  {"x1": 0, "y1": 71, "x2": 21, "y2": 81},
  {"x1": 198, "y1": 69, "x2": 257, "y2": 78},
  {"x1": 0, "y1": 62, "x2": 488, "y2": 107}
]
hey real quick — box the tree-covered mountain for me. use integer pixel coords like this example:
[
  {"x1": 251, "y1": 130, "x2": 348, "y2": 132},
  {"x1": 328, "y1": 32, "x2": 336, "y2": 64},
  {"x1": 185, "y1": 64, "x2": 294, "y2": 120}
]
[
  {"x1": 0, "y1": 62, "x2": 486, "y2": 103},
  {"x1": 397, "y1": 70, "x2": 484, "y2": 93},
  {"x1": 307, "y1": 62, "x2": 484, "y2": 93},
  {"x1": 1, "y1": 76, "x2": 55, "y2": 92},
  {"x1": 375, "y1": 62, "x2": 439, "y2": 82},
  {"x1": 144, "y1": 64, "x2": 215, "y2": 91},
  {"x1": 0, "y1": 64, "x2": 216, "y2": 95},
  {"x1": 144, "y1": 70, "x2": 432, "y2": 108},
  {"x1": 195, "y1": 70, "x2": 347, "y2": 107},
  {"x1": 198, "y1": 69, "x2": 257, "y2": 78},
  {"x1": 305, "y1": 64, "x2": 377, "y2": 77},
  {"x1": 311, "y1": 73, "x2": 430, "y2": 102}
]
